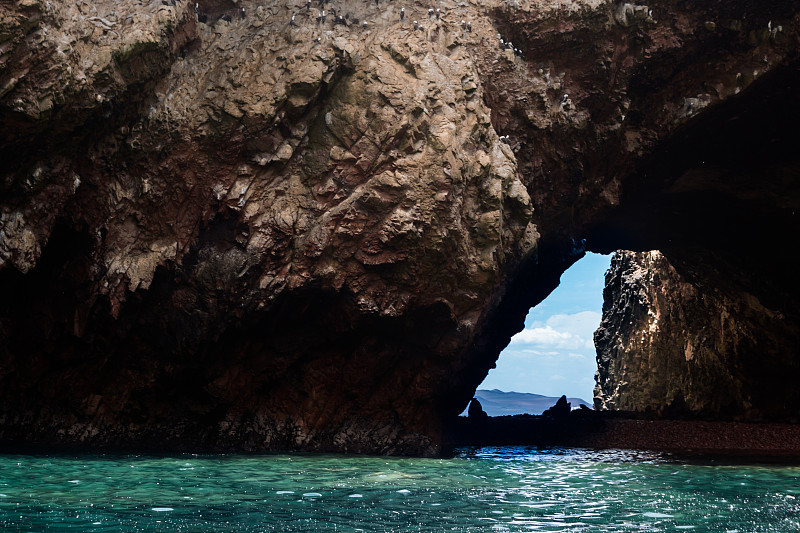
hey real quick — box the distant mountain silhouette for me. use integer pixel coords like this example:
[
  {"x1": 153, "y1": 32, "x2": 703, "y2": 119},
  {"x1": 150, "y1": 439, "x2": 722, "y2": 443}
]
[{"x1": 463, "y1": 389, "x2": 591, "y2": 416}]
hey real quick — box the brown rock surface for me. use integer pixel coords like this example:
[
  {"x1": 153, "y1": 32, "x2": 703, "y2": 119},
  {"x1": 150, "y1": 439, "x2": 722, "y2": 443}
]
[
  {"x1": 1, "y1": 0, "x2": 799, "y2": 454},
  {"x1": 577, "y1": 418, "x2": 800, "y2": 458}
]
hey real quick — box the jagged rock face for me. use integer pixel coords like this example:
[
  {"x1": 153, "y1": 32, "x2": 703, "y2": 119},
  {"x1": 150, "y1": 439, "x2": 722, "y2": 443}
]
[
  {"x1": 1, "y1": 0, "x2": 799, "y2": 453},
  {"x1": 595, "y1": 251, "x2": 800, "y2": 420}
]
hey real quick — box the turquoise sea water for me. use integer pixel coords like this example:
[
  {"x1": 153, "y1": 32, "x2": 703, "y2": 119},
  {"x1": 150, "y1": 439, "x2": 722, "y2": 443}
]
[{"x1": 1, "y1": 447, "x2": 799, "y2": 532}]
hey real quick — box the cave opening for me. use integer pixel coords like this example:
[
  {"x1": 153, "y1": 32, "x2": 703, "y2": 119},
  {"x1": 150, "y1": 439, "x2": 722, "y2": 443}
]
[
  {"x1": 581, "y1": 63, "x2": 800, "y2": 421},
  {"x1": 456, "y1": 64, "x2": 800, "y2": 434},
  {"x1": 470, "y1": 253, "x2": 611, "y2": 416}
]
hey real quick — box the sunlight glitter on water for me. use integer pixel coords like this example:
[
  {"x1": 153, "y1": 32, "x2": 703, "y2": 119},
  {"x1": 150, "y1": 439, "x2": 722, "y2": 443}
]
[{"x1": 0, "y1": 447, "x2": 799, "y2": 531}]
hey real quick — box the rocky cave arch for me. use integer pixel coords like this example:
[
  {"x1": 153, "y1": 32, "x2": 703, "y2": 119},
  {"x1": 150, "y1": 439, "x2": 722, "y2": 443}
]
[
  {"x1": 1, "y1": 0, "x2": 799, "y2": 455},
  {"x1": 588, "y1": 64, "x2": 800, "y2": 421},
  {"x1": 447, "y1": 62, "x2": 800, "y2": 443}
]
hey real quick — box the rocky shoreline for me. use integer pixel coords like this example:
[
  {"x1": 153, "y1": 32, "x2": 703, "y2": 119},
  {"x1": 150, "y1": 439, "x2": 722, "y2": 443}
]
[
  {"x1": 447, "y1": 412, "x2": 800, "y2": 460},
  {"x1": 2, "y1": 411, "x2": 799, "y2": 461}
]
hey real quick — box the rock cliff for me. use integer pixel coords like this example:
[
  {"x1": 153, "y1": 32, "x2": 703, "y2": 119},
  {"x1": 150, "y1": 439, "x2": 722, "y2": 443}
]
[
  {"x1": 595, "y1": 251, "x2": 800, "y2": 421},
  {"x1": 1, "y1": 0, "x2": 799, "y2": 454}
]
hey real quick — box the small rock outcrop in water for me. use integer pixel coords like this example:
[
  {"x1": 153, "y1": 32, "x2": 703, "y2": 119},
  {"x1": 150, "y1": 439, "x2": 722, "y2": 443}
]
[
  {"x1": 0, "y1": 0, "x2": 799, "y2": 454},
  {"x1": 467, "y1": 398, "x2": 488, "y2": 422},
  {"x1": 542, "y1": 396, "x2": 571, "y2": 419}
]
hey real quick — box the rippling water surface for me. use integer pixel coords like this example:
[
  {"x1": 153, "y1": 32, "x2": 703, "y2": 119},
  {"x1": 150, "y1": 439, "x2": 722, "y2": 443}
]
[{"x1": 1, "y1": 447, "x2": 799, "y2": 531}]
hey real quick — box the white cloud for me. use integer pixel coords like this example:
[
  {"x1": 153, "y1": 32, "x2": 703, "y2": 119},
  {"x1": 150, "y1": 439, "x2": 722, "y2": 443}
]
[
  {"x1": 511, "y1": 325, "x2": 575, "y2": 347},
  {"x1": 546, "y1": 311, "x2": 602, "y2": 336},
  {"x1": 509, "y1": 311, "x2": 601, "y2": 350},
  {"x1": 497, "y1": 346, "x2": 564, "y2": 360}
]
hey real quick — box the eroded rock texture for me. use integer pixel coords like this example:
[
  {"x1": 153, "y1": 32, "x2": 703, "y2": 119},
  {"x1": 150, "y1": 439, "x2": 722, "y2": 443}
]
[
  {"x1": 595, "y1": 251, "x2": 800, "y2": 421},
  {"x1": 1, "y1": 0, "x2": 799, "y2": 453}
]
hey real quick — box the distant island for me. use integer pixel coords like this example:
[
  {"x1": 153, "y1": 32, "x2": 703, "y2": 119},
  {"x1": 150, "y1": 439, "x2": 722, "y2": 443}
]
[{"x1": 463, "y1": 390, "x2": 591, "y2": 417}]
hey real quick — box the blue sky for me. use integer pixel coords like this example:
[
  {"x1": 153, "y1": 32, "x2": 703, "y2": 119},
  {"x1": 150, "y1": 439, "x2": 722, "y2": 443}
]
[{"x1": 478, "y1": 252, "x2": 612, "y2": 403}]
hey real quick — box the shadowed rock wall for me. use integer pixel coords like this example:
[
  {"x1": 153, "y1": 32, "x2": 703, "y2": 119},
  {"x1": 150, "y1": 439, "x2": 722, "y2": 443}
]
[
  {"x1": 1, "y1": 0, "x2": 799, "y2": 453},
  {"x1": 595, "y1": 251, "x2": 800, "y2": 420}
]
